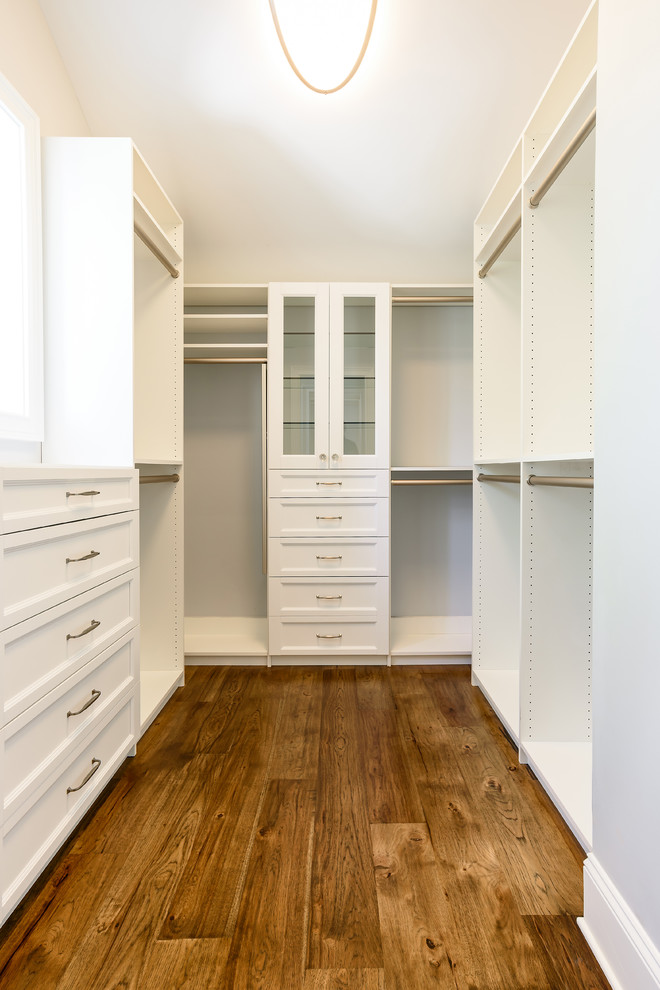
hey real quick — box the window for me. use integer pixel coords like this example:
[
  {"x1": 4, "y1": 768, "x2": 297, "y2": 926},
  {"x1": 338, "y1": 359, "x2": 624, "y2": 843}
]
[{"x1": 0, "y1": 73, "x2": 42, "y2": 441}]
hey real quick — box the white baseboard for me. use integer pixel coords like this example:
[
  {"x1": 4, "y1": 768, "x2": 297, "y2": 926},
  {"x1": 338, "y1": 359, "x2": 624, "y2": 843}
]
[{"x1": 579, "y1": 854, "x2": 660, "y2": 990}]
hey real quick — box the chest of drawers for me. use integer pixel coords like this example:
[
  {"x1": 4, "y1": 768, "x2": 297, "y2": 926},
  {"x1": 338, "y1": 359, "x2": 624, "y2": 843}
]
[{"x1": 0, "y1": 466, "x2": 139, "y2": 924}]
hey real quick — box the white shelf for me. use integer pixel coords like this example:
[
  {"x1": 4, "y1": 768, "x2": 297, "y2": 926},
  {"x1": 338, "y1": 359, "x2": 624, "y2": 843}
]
[
  {"x1": 133, "y1": 194, "x2": 182, "y2": 271},
  {"x1": 522, "y1": 740, "x2": 592, "y2": 849},
  {"x1": 140, "y1": 668, "x2": 184, "y2": 735},
  {"x1": 472, "y1": 668, "x2": 520, "y2": 743},
  {"x1": 475, "y1": 187, "x2": 522, "y2": 267},
  {"x1": 183, "y1": 313, "x2": 267, "y2": 334},
  {"x1": 391, "y1": 465, "x2": 473, "y2": 474},
  {"x1": 390, "y1": 616, "x2": 472, "y2": 656},
  {"x1": 184, "y1": 617, "x2": 269, "y2": 657},
  {"x1": 185, "y1": 284, "x2": 268, "y2": 308}
]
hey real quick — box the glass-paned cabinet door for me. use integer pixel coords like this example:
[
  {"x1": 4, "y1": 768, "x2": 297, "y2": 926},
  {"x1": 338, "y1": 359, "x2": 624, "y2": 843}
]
[
  {"x1": 329, "y1": 283, "x2": 390, "y2": 469},
  {"x1": 268, "y1": 283, "x2": 330, "y2": 468}
]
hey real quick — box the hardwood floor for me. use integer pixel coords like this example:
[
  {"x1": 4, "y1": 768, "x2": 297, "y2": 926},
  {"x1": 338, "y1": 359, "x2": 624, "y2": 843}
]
[{"x1": 0, "y1": 665, "x2": 611, "y2": 989}]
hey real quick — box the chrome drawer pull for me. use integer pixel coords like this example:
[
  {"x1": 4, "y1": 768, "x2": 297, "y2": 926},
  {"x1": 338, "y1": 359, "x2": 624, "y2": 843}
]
[
  {"x1": 316, "y1": 555, "x2": 343, "y2": 560},
  {"x1": 66, "y1": 619, "x2": 101, "y2": 641},
  {"x1": 66, "y1": 550, "x2": 100, "y2": 563},
  {"x1": 316, "y1": 633, "x2": 343, "y2": 639},
  {"x1": 67, "y1": 757, "x2": 101, "y2": 793},
  {"x1": 316, "y1": 481, "x2": 342, "y2": 486},
  {"x1": 316, "y1": 515, "x2": 343, "y2": 520},
  {"x1": 316, "y1": 594, "x2": 343, "y2": 600},
  {"x1": 66, "y1": 490, "x2": 101, "y2": 497},
  {"x1": 67, "y1": 689, "x2": 101, "y2": 718}
]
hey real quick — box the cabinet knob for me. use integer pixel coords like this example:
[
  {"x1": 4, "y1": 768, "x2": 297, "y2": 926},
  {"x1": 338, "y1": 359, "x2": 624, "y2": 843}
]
[
  {"x1": 332, "y1": 453, "x2": 340, "y2": 461},
  {"x1": 319, "y1": 453, "x2": 327, "y2": 461}
]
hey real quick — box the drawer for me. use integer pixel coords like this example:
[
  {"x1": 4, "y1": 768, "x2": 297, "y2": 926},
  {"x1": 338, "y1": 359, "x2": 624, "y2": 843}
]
[
  {"x1": 269, "y1": 498, "x2": 389, "y2": 538},
  {"x1": 0, "y1": 512, "x2": 139, "y2": 629},
  {"x1": 0, "y1": 467, "x2": 138, "y2": 534},
  {"x1": 1, "y1": 571, "x2": 139, "y2": 725},
  {"x1": 269, "y1": 538, "x2": 389, "y2": 577},
  {"x1": 1, "y1": 693, "x2": 136, "y2": 922},
  {"x1": 269, "y1": 470, "x2": 389, "y2": 498},
  {"x1": 269, "y1": 616, "x2": 389, "y2": 655},
  {"x1": 269, "y1": 577, "x2": 388, "y2": 616},
  {"x1": 3, "y1": 630, "x2": 138, "y2": 821}
]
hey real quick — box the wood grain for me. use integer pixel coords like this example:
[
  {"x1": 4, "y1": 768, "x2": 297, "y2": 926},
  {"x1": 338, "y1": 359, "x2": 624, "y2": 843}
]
[{"x1": 0, "y1": 666, "x2": 611, "y2": 990}]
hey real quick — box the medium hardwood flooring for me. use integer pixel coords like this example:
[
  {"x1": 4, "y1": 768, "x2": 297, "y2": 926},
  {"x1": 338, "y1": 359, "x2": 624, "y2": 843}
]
[{"x1": 0, "y1": 665, "x2": 611, "y2": 989}]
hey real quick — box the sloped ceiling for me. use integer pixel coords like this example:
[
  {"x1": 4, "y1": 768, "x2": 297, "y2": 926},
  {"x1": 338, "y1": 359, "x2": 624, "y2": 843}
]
[{"x1": 38, "y1": 0, "x2": 591, "y2": 284}]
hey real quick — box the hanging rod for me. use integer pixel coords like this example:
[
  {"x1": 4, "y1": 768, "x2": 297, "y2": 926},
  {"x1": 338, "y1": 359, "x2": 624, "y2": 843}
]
[
  {"x1": 139, "y1": 473, "x2": 180, "y2": 485},
  {"x1": 184, "y1": 357, "x2": 267, "y2": 364},
  {"x1": 529, "y1": 109, "x2": 596, "y2": 209},
  {"x1": 391, "y1": 295, "x2": 473, "y2": 305},
  {"x1": 391, "y1": 478, "x2": 473, "y2": 486},
  {"x1": 133, "y1": 222, "x2": 180, "y2": 279},
  {"x1": 477, "y1": 473, "x2": 521, "y2": 484},
  {"x1": 477, "y1": 216, "x2": 522, "y2": 279},
  {"x1": 527, "y1": 474, "x2": 593, "y2": 489}
]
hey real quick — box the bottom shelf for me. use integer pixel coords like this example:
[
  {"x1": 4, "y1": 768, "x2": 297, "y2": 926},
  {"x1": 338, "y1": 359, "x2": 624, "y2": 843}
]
[
  {"x1": 522, "y1": 740, "x2": 593, "y2": 850},
  {"x1": 140, "y1": 668, "x2": 184, "y2": 735},
  {"x1": 389, "y1": 616, "x2": 472, "y2": 658},
  {"x1": 184, "y1": 617, "x2": 269, "y2": 659},
  {"x1": 472, "y1": 667, "x2": 520, "y2": 743}
]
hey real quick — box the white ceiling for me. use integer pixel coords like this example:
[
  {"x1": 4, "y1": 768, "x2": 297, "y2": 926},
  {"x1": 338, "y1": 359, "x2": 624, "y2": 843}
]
[{"x1": 38, "y1": 0, "x2": 591, "y2": 285}]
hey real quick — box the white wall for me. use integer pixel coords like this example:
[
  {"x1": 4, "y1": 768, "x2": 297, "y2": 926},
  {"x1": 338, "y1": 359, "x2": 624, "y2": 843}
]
[
  {"x1": 586, "y1": 0, "x2": 660, "y2": 985},
  {"x1": 0, "y1": 0, "x2": 89, "y2": 136}
]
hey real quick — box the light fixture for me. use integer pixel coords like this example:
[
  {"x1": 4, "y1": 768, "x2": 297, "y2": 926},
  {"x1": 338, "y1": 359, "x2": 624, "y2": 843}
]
[{"x1": 268, "y1": 0, "x2": 379, "y2": 95}]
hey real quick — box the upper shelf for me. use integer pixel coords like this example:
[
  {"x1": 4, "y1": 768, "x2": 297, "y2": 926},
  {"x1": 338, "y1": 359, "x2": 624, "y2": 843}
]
[
  {"x1": 133, "y1": 194, "x2": 182, "y2": 277},
  {"x1": 185, "y1": 284, "x2": 268, "y2": 308}
]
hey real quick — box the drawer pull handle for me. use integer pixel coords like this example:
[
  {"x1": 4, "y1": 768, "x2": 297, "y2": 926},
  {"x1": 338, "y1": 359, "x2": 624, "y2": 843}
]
[
  {"x1": 316, "y1": 481, "x2": 343, "y2": 486},
  {"x1": 66, "y1": 619, "x2": 101, "y2": 641},
  {"x1": 66, "y1": 490, "x2": 101, "y2": 498},
  {"x1": 67, "y1": 757, "x2": 101, "y2": 793},
  {"x1": 66, "y1": 550, "x2": 100, "y2": 563},
  {"x1": 316, "y1": 555, "x2": 343, "y2": 560},
  {"x1": 316, "y1": 633, "x2": 343, "y2": 639},
  {"x1": 316, "y1": 594, "x2": 343, "y2": 600},
  {"x1": 67, "y1": 689, "x2": 101, "y2": 718},
  {"x1": 316, "y1": 515, "x2": 343, "y2": 521}
]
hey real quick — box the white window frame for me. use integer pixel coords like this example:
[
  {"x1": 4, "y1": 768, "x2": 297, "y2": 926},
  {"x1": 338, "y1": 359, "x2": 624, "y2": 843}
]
[{"x1": 0, "y1": 73, "x2": 43, "y2": 442}]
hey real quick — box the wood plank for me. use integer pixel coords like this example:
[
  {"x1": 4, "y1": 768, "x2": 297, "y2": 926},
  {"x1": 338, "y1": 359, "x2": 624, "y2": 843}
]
[
  {"x1": 523, "y1": 915, "x2": 613, "y2": 990},
  {"x1": 355, "y1": 666, "x2": 396, "y2": 711},
  {"x1": 223, "y1": 779, "x2": 315, "y2": 987},
  {"x1": 269, "y1": 667, "x2": 323, "y2": 779},
  {"x1": 360, "y1": 709, "x2": 425, "y2": 824},
  {"x1": 388, "y1": 667, "x2": 455, "y2": 781},
  {"x1": 304, "y1": 969, "x2": 385, "y2": 989},
  {"x1": 308, "y1": 668, "x2": 383, "y2": 971},
  {"x1": 421, "y1": 663, "x2": 494, "y2": 727},
  {"x1": 143, "y1": 939, "x2": 231, "y2": 990}
]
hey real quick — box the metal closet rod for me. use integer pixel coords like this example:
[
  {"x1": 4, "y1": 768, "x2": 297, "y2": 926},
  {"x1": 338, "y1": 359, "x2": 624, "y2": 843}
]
[
  {"x1": 139, "y1": 473, "x2": 180, "y2": 485},
  {"x1": 527, "y1": 474, "x2": 593, "y2": 489},
  {"x1": 391, "y1": 295, "x2": 473, "y2": 305},
  {"x1": 133, "y1": 223, "x2": 180, "y2": 279},
  {"x1": 391, "y1": 478, "x2": 473, "y2": 486},
  {"x1": 477, "y1": 473, "x2": 521, "y2": 484},
  {"x1": 529, "y1": 108, "x2": 597, "y2": 209},
  {"x1": 477, "y1": 216, "x2": 522, "y2": 279},
  {"x1": 184, "y1": 357, "x2": 267, "y2": 364}
]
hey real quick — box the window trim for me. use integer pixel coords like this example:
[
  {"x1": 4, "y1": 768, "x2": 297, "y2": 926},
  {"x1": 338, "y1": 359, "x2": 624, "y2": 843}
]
[{"x1": 0, "y1": 72, "x2": 43, "y2": 442}]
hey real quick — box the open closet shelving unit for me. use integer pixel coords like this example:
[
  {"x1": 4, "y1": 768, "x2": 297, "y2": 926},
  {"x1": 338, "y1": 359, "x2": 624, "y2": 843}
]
[
  {"x1": 473, "y1": 0, "x2": 597, "y2": 849},
  {"x1": 183, "y1": 284, "x2": 269, "y2": 663},
  {"x1": 390, "y1": 285, "x2": 473, "y2": 661},
  {"x1": 41, "y1": 138, "x2": 184, "y2": 734}
]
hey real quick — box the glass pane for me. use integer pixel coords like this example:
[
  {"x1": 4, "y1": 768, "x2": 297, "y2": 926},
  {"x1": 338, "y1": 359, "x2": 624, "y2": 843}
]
[
  {"x1": 343, "y1": 297, "x2": 375, "y2": 455},
  {"x1": 283, "y1": 297, "x2": 315, "y2": 455},
  {"x1": 0, "y1": 101, "x2": 27, "y2": 418}
]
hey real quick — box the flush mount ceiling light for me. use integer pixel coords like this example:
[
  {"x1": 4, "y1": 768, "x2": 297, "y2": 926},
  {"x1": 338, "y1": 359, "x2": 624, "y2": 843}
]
[{"x1": 268, "y1": 0, "x2": 379, "y2": 95}]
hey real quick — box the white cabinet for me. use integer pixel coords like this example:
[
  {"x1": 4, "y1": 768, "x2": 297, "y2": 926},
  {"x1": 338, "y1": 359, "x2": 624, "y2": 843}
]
[
  {"x1": 268, "y1": 283, "x2": 390, "y2": 662},
  {"x1": 472, "y1": 1, "x2": 597, "y2": 849},
  {"x1": 0, "y1": 466, "x2": 139, "y2": 924},
  {"x1": 268, "y1": 283, "x2": 390, "y2": 470},
  {"x1": 40, "y1": 138, "x2": 184, "y2": 733}
]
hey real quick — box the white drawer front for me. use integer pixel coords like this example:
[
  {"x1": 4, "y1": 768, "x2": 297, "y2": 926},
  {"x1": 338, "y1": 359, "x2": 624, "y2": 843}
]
[
  {"x1": 269, "y1": 498, "x2": 389, "y2": 538},
  {"x1": 3, "y1": 631, "x2": 138, "y2": 820},
  {"x1": 1, "y1": 693, "x2": 136, "y2": 922},
  {"x1": 269, "y1": 616, "x2": 389, "y2": 655},
  {"x1": 269, "y1": 538, "x2": 389, "y2": 577},
  {"x1": 1, "y1": 571, "x2": 139, "y2": 726},
  {"x1": 1, "y1": 512, "x2": 139, "y2": 629},
  {"x1": 269, "y1": 470, "x2": 389, "y2": 498},
  {"x1": 0, "y1": 468, "x2": 138, "y2": 534},
  {"x1": 269, "y1": 577, "x2": 388, "y2": 616}
]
